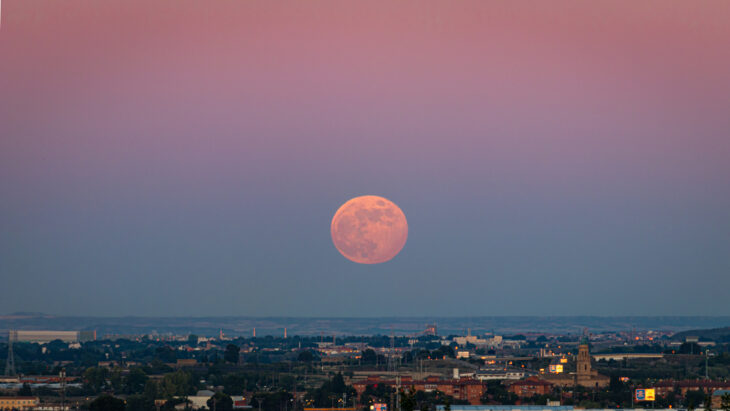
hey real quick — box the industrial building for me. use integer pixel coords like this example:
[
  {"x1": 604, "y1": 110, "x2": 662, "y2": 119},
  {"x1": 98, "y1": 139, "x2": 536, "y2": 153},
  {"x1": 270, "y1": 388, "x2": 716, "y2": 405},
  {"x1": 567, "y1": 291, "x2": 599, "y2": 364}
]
[{"x1": 8, "y1": 330, "x2": 96, "y2": 344}]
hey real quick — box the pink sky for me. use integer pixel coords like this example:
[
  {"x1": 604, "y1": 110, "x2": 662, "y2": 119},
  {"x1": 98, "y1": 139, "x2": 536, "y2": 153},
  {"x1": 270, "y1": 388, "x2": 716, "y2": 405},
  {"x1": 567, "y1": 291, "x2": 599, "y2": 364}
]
[{"x1": 1, "y1": 1, "x2": 729, "y2": 316}]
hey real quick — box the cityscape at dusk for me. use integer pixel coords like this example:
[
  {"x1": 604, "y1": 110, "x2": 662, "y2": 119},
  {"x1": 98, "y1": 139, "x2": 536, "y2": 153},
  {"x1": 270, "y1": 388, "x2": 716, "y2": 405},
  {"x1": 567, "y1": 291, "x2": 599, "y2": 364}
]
[{"x1": 1, "y1": 1, "x2": 730, "y2": 410}]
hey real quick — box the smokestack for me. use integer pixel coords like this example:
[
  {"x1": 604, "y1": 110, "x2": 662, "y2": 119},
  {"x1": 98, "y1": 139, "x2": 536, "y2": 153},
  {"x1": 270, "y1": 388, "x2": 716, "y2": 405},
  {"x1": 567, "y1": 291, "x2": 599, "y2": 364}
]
[
  {"x1": 253, "y1": 328, "x2": 256, "y2": 338},
  {"x1": 284, "y1": 328, "x2": 287, "y2": 339}
]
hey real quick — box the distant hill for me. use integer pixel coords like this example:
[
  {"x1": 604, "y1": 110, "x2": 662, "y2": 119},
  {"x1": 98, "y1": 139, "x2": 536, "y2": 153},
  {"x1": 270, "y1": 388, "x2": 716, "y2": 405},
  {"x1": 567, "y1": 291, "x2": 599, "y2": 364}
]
[{"x1": 672, "y1": 326, "x2": 730, "y2": 342}]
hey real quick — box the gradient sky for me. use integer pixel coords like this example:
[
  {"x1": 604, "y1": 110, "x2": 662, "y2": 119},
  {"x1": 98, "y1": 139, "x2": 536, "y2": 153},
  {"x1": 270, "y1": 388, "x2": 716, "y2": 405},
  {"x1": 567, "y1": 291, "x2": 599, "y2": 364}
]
[{"x1": 1, "y1": 1, "x2": 729, "y2": 317}]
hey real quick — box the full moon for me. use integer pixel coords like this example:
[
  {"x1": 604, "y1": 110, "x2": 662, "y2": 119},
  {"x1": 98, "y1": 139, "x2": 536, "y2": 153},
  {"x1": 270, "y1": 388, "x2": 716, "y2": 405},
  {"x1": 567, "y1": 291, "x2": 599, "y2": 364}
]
[{"x1": 331, "y1": 195, "x2": 408, "y2": 264}]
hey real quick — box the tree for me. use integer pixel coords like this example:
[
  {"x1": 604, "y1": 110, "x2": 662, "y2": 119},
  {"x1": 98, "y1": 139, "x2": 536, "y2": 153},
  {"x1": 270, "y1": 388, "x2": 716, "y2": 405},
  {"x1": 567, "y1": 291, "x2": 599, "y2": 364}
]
[
  {"x1": 400, "y1": 388, "x2": 416, "y2": 411},
  {"x1": 125, "y1": 367, "x2": 148, "y2": 394},
  {"x1": 158, "y1": 370, "x2": 193, "y2": 399},
  {"x1": 431, "y1": 346, "x2": 455, "y2": 359},
  {"x1": 208, "y1": 392, "x2": 234, "y2": 411},
  {"x1": 687, "y1": 390, "x2": 705, "y2": 410},
  {"x1": 482, "y1": 381, "x2": 517, "y2": 405},
  {"x1": 609, "y1": 376, "x2": 623, "y2": 393},
  {"x1": 84, "y1": 367, "x2": 109, "y2": 393},
  {"x1": 298, "y1": 350, "x2": 315, "y2": 363},
  {"x1": 251, "y1": 391, "x2": 294, "y2": 411},
  {"x1": 18, "y1": 383, "x2": 32, "y2": 396},
  {"x1": 155, "y1": 346, "x2": 177, "y2": 363},
  {"x1": 306, "y1": 373, "x2": 356, "y2": 408},
  {"x1": 412, "y1": 389, "x2": 455, "y2": 411},
  {"x1": 678, "y1": 342, "x2": 702, "y2": 355},
  {"x1": 361, "y1": 383, "x2": 394, "y2": 406},
  {"x1": 110, "y1": 368, "x2": 124, "y2": 392},
  {"x1": 188, "y1": 334, "x2": 199, "y2": 346},
  {"x1": 362, "y1": 349, "x2": 377, "y2": 364},
  {"x1": 46, "y1": 339, "x2": 69, "y2": 352},
  {"x1": 89, "y1": 394, "x2": 125, "y2": 411},
  {"x1": 402, "y1": 350, "x2": 414, "y2": 364},
  {"x1": 225, "y1": 344, "x2": 241, "y2": 364},
  {"x1": 331, "y1": 373, "x2": 346, "y2": 393},
  {"x1": 280, "y1": 375, "x2": 297, "y2": 391},
  {"x1": 143, "y1": 380, "x2": 159, "y2": 401},
  {"x1": 222, "y1": 373, "x2": 247, "y2": 395},
  {"x1": 125, "y1": 394, "x2": 155, "y2": 411}
]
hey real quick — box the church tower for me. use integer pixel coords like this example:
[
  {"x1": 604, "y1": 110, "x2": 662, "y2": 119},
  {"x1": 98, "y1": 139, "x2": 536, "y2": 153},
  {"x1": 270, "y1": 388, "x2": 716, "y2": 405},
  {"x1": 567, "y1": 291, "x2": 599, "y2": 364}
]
[{"x1": 576, "y1": 340, "x2": 591, "y2": 380}]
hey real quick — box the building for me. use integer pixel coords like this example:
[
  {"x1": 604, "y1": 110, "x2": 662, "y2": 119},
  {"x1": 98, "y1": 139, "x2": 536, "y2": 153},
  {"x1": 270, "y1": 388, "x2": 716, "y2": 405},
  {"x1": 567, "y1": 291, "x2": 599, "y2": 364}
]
[
  {"x1": 575, "y1": 342, "x2": 609, "y2": 388},
  {"x1": 0, "y1": 396, "x2": 40, "y2": 410},
  {"x1": 453, "y1": 334, "x2": 504, "y2": 349},
  {"x1": 475, "y1": 368, "x2": 525, "y2": 381},
  {"x1": 436, "y1": 405, "x2": 574, "y2": 411},
  {"x1": 174, "y1": 359, "x2": 198, "y2": 368},
  {"x1": 352, "y1": 376, "x2": 487, "y2": 405},
  {"x1": 435, "y1": 407, "x2": 685, "y2": 411},
  {"x1": 592, "y1": 353, "x2": 664, "y2": 362},
  {"x1": 186, "y1": 390, "x2": 215, "y2": 409},
  {"x1": 543, "y1": 341, "x2": 608, "y2": 388},
  {"x1": 424, "y1": 324, "x2": 438, "y2": 336},
  {"x1": 507, "y1": 377, "x2": 553, "y2": 398},
  {"x1": 304, "y1": 409, "x2": 357, "y2": 411},
  {"x1": 232, "y1": 395, "x2": 252, "y2": 409},
  {"x1": 654, "y1": 380, "x2": 730, "y2": 397},
  {"x1": 712, "y1": 390, "x2": 730, "y2": 409},
  {"x1": 10, "y1": 330, "x2": 96, "y2": 344}
]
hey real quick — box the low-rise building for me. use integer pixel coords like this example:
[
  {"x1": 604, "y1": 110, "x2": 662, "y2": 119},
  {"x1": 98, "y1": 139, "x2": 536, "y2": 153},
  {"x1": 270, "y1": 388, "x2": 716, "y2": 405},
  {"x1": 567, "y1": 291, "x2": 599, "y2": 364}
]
[
  {"x1": 186, "y1": 390, "x2": 215, "y2": 409},
  {"x1": 475, "y1": 368, "x2": 525, "y2": 381},
  {"x1": 174, "y1": 358, "x2": 198, "y2": 368},
  {"x1": 507, "y1": 377, "x2": 553, "y2": 398},
  {"x1": 654, "y1": 380, "x2": 730, "y2": 397},
  {"x1": 353, "y1": 375, "x2": 487, "y2": 405},
  {"x1": 712, "y1": 390, "x2": 730, "y2": 409},
  {"x1": 0, "y1": 396, "x2": 40, "y2": 410}
]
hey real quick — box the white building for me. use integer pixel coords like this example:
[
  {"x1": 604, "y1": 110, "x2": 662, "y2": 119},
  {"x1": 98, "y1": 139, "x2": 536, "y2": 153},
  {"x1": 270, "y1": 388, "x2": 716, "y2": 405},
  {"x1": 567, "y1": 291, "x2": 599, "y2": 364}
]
[{"x1": 10, "y1": 330, "x2": 96, "y2": 344}]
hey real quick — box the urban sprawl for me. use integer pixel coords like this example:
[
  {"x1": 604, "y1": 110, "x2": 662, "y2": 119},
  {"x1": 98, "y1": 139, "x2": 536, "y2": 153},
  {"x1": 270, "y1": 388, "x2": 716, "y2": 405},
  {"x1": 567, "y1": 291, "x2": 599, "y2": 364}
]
[{"x1": 2, "y1": 325, "x2": 730, "y2": 411}]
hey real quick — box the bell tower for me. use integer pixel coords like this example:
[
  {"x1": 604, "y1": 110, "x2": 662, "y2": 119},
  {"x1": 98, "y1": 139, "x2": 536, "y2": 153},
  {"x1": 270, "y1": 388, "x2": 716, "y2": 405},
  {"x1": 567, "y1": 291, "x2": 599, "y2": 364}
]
[{"x1": 576, "y1": 341, "x2": 591, "y2": 378}]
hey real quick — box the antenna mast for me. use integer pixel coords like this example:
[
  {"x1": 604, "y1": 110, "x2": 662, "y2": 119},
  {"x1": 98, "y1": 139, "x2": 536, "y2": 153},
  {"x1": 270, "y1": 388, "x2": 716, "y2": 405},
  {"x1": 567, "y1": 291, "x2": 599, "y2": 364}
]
[{"x1": 5, "y1": 330, "x2": 17, "y2": 376}]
